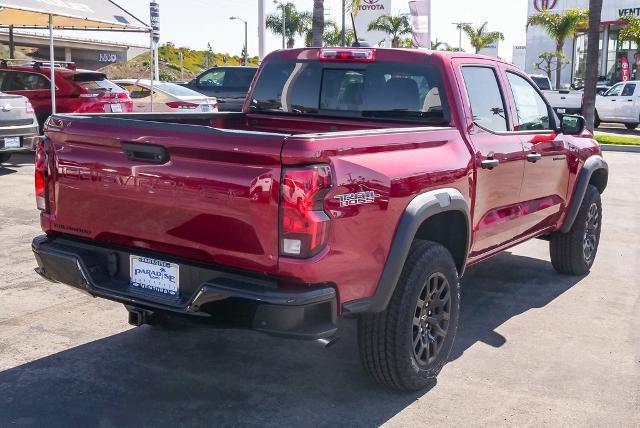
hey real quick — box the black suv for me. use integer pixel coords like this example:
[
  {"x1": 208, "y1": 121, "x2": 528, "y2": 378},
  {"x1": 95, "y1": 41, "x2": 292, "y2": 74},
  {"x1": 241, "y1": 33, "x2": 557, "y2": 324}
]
[{"x1": 178, "y1": 66, "x2": 257, "y2": 112}]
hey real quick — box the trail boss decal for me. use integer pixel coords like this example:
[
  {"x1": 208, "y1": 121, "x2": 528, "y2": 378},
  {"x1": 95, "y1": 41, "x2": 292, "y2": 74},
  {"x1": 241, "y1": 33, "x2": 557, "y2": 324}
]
[{"x1": 335, "y1": 191, "x2": 381, "y2": 207}]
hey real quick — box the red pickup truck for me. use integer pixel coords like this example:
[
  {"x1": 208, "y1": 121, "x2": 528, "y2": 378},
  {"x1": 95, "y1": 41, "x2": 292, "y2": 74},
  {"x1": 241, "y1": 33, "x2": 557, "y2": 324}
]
[{"x1": 32, "y1": 48, "x2": 608, "y2": 391}]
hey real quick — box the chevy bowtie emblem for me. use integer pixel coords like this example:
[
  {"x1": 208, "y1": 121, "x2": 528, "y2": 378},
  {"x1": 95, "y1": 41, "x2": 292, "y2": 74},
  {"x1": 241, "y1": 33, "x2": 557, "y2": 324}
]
[
  {"x1": 534, "y1": 0, "x2": 558, "y2": 11},
  {"x1": 2, "y1": 104, "x2": 12, "y2": 112}
]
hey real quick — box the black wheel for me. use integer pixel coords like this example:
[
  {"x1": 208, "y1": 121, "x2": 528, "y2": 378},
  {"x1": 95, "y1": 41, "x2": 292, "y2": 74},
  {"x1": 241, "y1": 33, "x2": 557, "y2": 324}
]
[
  {"x1": 358, "y1": 241, "x2": 460, "y2": 391},
  {"x1": 0, "y1": 153, "x2": 11, "y2": 164},
  {"x1": 594, "y1": 111, "x2": 601, "y2": 128},
  {"x1": 550, "y1": 185, "x2": 602, "y2": 275},
  {"x1": 625, "y1": 123, "x2": 638, "y2": 130}
]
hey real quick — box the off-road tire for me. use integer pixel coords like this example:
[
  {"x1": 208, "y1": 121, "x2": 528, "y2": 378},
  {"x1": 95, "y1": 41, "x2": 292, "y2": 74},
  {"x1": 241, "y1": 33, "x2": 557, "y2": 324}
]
[
  {"x1": 357, "y1": 241, "x2": 460, "y2": 391},
  {"x1": 0, "y1": 154, "x2": 11, "y2": 164},
  {"x1": 550, "y1": 185, "x2": 602, "y2": 275},
  {"x1": 625, "y1": 123, "x2": 638, "y2": 130}
]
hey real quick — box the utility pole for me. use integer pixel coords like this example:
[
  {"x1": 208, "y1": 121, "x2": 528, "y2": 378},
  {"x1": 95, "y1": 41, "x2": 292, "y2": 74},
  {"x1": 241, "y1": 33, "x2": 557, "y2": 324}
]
[
  {"x1": 258, "y1": 0, "x2": 266, "y2": 60},
  {"x1": 230, "y1": 17, "x2": 248, "y2": 65},
  {"x1": 452, "y1": 22, "x2": 471, "y2": 51},
  {"x1": 341, "y1": 0, "x2": 346, "y2": 46},
  {"x1": 179, "y1": 50, "x2": 184, "y2": 80}
]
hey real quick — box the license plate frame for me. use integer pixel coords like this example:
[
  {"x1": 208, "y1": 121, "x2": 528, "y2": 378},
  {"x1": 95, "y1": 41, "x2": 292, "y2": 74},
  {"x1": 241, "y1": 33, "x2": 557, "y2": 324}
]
[
  {"x1": 3, "y1": 136, "x2": 20, "y2": 149},
  {"x1": 129, "y1": 255, "x2": 180, "y2": 297},
  {"x1": 557, "y1": 108, "x2": 566, "y2": 114}
]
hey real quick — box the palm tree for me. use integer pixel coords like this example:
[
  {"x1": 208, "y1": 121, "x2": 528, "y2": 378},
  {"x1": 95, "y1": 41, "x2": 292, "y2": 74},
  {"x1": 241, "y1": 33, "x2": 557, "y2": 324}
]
[
  {"x1": 305, "y1": 19, "x2": 339, "y2": 47},
  {"x1": 311, "y1": 0, "x2": 325, "y2": 47},
  {"x1": 583, "y1": 0, "x2": 603, "y2": 132},
  {"x1": 266, "y1": 3, "x2": 311, "y2": 49},
  {"x1": 461, "y1": 22, "x2": 504, "y2": 54},
  {"x1": 430, "y1": 39, "x2": 450, "y2": 51},
  {"x1": 527, "y1": 8, "x2": 588, "y2": 89},
  {"x1": 322, "y1": 22, "x2": 355, "y2": 46},
  {"x1": 367, "y1": 14, "x2": 412, "y2": 48}
]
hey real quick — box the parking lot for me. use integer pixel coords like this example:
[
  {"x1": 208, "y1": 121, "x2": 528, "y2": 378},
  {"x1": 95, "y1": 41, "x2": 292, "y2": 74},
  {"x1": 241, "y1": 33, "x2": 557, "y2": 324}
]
[{"x1": 0, "y1": 152, "x2": 638, "y2": 427}]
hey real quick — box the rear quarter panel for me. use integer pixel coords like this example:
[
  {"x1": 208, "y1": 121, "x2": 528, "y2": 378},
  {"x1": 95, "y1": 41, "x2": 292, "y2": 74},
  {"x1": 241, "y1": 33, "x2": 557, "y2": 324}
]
[{"x1": 279, "y1": 127, "x2": 473, "y2": 304}]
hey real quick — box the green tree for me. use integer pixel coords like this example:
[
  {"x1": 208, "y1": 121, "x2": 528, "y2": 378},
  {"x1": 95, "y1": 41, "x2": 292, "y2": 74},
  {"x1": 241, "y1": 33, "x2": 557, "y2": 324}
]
[
  {"x1": 367, "y1": 14, "x2": 412, "y2": 48},
  {"x1": 527, "y1": 8, "x2": 588, "y2": 89},
  {"x1": 323, "y1": 22, "x2": 355, "y2": 46},
  {"x1": 430, "y1": 39, "x2": 450, "y2": 51},
  {"x1": 266, "y1": 3, "x2": 311, "y2": 48},
  {"x1": 461, "y1": 22, "x2": 504, "y2": 54},
  {"x1": 619, "y1": 14, "x2": 640, "y2": 72}
]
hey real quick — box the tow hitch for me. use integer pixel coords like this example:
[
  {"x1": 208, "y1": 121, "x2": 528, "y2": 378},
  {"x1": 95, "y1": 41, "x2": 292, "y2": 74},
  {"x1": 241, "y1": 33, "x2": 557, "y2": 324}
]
[{"x1": 127, "y1": 307, "x2": 156, "y2": 327}]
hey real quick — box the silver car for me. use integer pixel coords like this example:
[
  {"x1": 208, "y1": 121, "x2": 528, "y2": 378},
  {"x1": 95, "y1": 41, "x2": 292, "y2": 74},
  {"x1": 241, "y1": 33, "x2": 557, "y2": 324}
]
[{"x1": 0, "y1": 92, "x2": 39, "y2": 164}]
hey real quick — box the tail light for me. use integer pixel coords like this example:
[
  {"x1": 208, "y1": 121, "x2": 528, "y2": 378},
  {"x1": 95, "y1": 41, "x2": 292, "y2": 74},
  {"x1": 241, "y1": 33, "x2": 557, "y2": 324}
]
[
  {"x1": 35, "y1": 139, "x2": 48, "y2": 212},
  {"x1": 25, "y1": 101, "x2": 34, "y2": 114},
  {"x1": 117, "y1": 92, "x2": 130, "y2": 100},
  {"x1": 319, "y1": 48, "x2": 376, "y2": 62},
  {"x1": 166, "y1": 101, "x2": 199, "y2": 109},
  {"x1": 280, "y1": 165, "x2": 332, "y2": 258}
]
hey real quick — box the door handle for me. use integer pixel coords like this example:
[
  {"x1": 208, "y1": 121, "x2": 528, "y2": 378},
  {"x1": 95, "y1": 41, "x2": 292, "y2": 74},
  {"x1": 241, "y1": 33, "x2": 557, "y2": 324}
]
[
  {"x1": 628, "y1": 99, "x2": 634, "y2": 102},
  {"x1": 527, "y1": 153, "x2": 542, "y2": 163},
  {"x1": 481, "y1": 158, "x2": 500, "y2": 170}
]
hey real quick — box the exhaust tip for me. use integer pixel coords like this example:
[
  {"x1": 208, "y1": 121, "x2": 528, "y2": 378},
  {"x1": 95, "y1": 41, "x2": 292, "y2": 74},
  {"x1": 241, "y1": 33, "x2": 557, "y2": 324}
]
[{"x1": 316, "y1": 335, "x2": 339, "y2": 348}]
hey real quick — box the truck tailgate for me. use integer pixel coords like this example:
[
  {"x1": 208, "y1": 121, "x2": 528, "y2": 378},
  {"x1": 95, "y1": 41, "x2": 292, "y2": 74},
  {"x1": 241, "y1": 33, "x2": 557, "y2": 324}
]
[{"x1": 44, "y1": 115, "x2": 284, "y2": 274}]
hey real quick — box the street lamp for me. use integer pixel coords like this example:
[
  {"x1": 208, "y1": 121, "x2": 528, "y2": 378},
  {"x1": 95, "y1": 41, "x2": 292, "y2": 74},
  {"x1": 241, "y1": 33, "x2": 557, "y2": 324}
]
[
  {"x1": 274, "y1": 0, "x2": 286, "y2": 49},
  {"x1": 230, "y1": 16, "x2": 248, "y2": 66}
]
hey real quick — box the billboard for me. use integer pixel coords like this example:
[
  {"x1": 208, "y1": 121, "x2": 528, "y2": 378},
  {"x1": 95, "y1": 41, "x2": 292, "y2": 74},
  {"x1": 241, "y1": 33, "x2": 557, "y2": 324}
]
[
  {"x1": 353, "y1": 0, "x2": 392, "y2": 47},
  {"x1": 479, "y1": 41, "x2": 500, "y2": 58}
]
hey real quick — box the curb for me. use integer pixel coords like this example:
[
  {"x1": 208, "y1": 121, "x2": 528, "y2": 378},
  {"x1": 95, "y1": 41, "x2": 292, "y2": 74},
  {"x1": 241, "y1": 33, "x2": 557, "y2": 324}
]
[{"x1": 600, "y1": 144, "x2": 640, "y2": 153}]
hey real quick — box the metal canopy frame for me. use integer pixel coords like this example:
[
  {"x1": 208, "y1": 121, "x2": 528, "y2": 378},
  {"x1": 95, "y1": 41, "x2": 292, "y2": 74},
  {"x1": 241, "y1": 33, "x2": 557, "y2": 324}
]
[{"x1": 0, "y1": 1, "x2": 153, "y2": 114}]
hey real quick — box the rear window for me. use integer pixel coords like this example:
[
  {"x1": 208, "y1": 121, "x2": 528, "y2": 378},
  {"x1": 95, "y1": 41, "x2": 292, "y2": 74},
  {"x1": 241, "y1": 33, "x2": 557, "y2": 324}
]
[
  {"x1": 531, "y1": 76, "x2": 551, "y2": 91},
  {"x1": 249, "y1": 60, "x2": 449, "y2": 124},
  {"x1": 71, "y1": 73, "x2": 124, "y2": 93}
]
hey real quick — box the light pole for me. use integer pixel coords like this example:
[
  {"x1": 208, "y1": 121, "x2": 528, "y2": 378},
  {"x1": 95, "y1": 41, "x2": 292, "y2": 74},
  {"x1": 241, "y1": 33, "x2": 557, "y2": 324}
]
[
  {"x1": 452, "y1": 22, "x2": 471, "y2": 51},
  {"x1": 230, "y1": 16, "x2": 248, "y2": 65},
  {"x1": 274, "y1": 1, "x2": 286, "y2": 49}
]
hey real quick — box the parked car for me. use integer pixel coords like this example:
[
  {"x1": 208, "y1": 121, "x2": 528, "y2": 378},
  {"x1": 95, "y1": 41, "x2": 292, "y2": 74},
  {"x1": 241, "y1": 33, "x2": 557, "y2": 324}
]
[
  {"x1": 178, "y1": 66, "x2": 257, "y2": 111},
  {"x1": 114, "y1": 79, "x2": 218, "y2": 113},
  {"x1": 0, "y1": 61, "x2": 133, "y2": 129},
  {"x1": 530, "y1": 74, "x2": 583, "y2": 116},
  {"x1": 33, "y1": 48, "x2": 607, "y2": 391},
  {"x1": 0, "y1": 92, "x2": 38, "y2": 164},
  {"x1": 595, "y1": 80, "x2": 640, "y2": 129}
]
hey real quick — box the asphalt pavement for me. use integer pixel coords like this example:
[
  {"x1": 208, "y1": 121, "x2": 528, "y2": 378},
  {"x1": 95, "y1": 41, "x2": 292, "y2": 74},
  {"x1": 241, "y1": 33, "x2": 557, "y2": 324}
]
[{"x1": 0, "y1": 153, "x2": 638, "y2": 427}]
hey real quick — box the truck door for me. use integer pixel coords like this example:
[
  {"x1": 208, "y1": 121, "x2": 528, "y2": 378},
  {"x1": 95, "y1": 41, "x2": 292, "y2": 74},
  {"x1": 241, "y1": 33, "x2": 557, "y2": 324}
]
[
  {"x1": 618, "y1": 82, "x2": 638, "y2": 123},
  {"x1": 504, "y1": 71, "x2": 569, "y2": 234},
  {"x1": 597, "y1": 83, "x2": 624, "y2": 121},
  {"x1": 457, "y1": 64, "x2": 527, "y2": 257}
]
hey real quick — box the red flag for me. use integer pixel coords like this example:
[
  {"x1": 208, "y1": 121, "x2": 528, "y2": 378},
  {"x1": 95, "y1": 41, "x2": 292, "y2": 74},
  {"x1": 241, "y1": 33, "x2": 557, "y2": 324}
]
[{"x1": 621, "y1": 56, "x2": 630, "y2": 81}]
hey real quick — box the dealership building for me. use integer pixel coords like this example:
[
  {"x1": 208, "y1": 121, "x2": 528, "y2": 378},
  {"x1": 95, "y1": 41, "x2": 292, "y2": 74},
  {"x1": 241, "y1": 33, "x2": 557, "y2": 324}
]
[{"x1": 525, "y1": 0, "x2": 640, "y2": 87}]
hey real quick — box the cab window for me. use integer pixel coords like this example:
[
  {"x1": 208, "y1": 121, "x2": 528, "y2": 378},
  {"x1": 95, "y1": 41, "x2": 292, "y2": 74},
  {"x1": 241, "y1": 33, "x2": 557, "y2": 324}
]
[
  {"x1": 622, "y1": 83, "x2": 636, "y2": 97},
  {"x1": 605, "y1": 83, "x2": 624, "y2": 97},
  {"x1": 506, "y1": 72, "x2": 551, "y2": 131},
  {"x1": 461, "y1": 66, "x2": 508, "y2": 132}
]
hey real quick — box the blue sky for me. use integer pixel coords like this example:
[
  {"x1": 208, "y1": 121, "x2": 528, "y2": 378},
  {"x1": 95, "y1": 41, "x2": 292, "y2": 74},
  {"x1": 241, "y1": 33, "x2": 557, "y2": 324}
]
[{"x1": 53, "y1": 0, "x2": 528, "y2": 60}]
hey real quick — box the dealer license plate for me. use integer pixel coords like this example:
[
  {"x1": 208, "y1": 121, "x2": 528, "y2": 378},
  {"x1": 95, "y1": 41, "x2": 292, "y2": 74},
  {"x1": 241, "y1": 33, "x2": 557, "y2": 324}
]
[
  {"x1": 3, "y1": 137, "x2": 20, "y2": 148},
  {"x1": 130, "y1": 256, "x2": 179, "y2": 296},
  {"x1": 557, "y1": 108, "x2": 566, "y2": 114},
  {"x1": 201, "y1": 104, "x2": 211, "y2": 112},
  {"x1": 110, "y1": 103, "x2": 123, "y2": 113}
]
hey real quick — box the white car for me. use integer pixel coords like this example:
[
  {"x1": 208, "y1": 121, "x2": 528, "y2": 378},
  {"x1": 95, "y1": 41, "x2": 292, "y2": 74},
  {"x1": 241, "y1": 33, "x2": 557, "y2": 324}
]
[
  {"x1": 114, "y1": 79, "x2": 218, "y2": 113},
  {"x1": 595, "y1": 80, "x2": 640, "y2": 129}
]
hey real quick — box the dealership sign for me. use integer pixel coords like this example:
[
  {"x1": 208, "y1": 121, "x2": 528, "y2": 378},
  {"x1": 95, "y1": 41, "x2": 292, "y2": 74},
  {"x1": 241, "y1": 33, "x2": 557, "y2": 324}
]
[
  {"x1": 354, "y1": 0, "x2": 392, "y2": 46},
  {"x1": 530, "y1": 0, "x2": 640, "y2": 22}
]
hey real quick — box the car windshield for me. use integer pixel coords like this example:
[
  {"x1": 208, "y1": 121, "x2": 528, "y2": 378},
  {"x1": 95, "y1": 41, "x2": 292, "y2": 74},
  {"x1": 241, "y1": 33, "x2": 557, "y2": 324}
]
[
  {"x1": 250, "y1": 60, "x2": 450, "y2": 125},
  {"x1": 72, "y1": 73, "x2": 124, "y2": 93},
  {"x1": 155, "y1": 82, "x2": 205, "y2": 97}
]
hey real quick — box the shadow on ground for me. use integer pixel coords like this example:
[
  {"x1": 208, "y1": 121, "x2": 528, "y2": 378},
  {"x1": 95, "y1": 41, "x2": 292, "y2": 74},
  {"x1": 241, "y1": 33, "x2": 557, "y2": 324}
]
[
  {"x1": 0, "y1": 153, "x2": 34, "y2": 177},
  {"x1": 0, "y1": 251, "x2": 583, "y2": 426}
]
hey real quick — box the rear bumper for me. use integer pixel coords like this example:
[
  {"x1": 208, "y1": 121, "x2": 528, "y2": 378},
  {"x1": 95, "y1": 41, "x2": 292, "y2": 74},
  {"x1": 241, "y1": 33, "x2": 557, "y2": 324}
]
[
  {"x1": 0, "y1": 125, "x2": 39, "y2": 153},
  {"x1": 32, "y1": 235, "x2": 337, "y2": 340}
]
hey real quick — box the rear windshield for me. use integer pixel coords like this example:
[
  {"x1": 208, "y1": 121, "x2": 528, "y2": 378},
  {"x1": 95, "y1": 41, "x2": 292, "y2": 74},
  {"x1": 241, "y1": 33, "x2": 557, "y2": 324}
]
[
  {"x1": 531, "y1": 76, "x2": 551, "y2": 91},
  {"x1": 249, "y1": 60, "x2": 450, "y2": 124},
  {"x1": 71, "y1": 73, "x2": 124, "y2": 93}
]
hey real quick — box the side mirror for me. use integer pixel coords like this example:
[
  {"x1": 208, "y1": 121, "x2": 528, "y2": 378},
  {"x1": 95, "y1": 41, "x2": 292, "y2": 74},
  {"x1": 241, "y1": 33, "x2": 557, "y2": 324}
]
[{"x1": 560, "y1": 114, "x2": 585, "y2": 135}]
